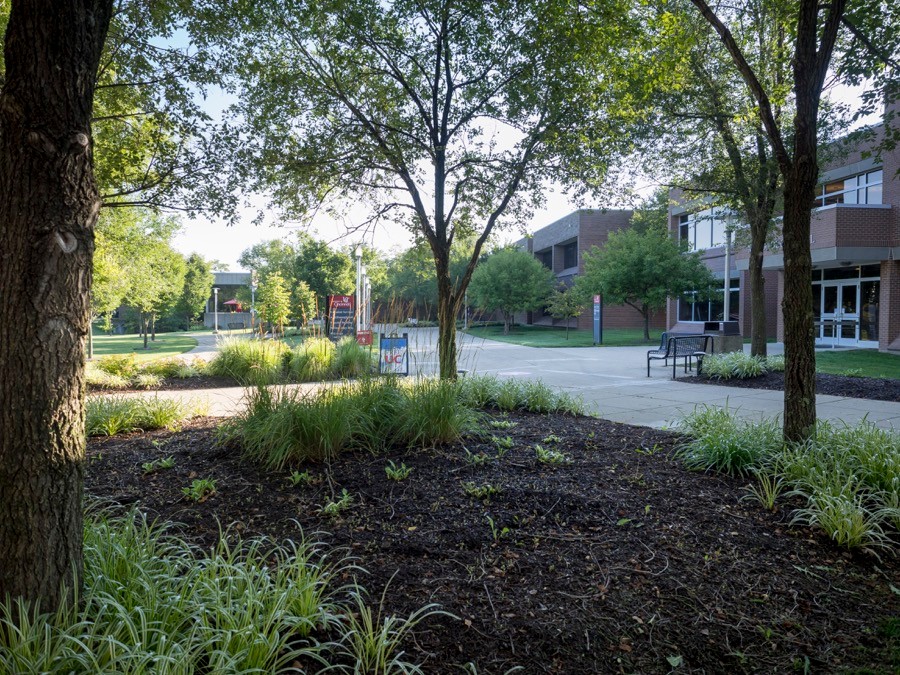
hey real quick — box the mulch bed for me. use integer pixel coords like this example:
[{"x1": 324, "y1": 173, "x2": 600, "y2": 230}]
[
  {"x1": 85, "y1": 411, "x2": 900, "y2": 674},
  {"x1": 688, "y1": 371, "x2": 900, "y2": 403}
]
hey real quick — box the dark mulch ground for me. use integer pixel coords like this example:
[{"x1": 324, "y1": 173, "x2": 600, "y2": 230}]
[
  {"x1": 86, "y1": 411, "x2": 900, "y2": 674},
  {"x1": 688, "y1": 371, "x2": 900, "y2": 403}
]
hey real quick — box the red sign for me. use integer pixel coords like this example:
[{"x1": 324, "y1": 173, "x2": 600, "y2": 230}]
[{"x1": 356, "y1": 330, "x2": 373, "y2": 346}]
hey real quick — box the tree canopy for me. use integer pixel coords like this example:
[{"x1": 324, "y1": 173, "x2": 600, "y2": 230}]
[
  {"x1": 576, "y1": 228, "x2": 716, "y2": 339},
  {"x1": 468, "y1": 248, "x2": 556, "y2": 334},
  {"x1": 190, "y1": 0, "x2": 637, "y2": 377}
]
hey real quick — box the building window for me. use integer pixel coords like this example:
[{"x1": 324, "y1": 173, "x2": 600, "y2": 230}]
[
  {"x1": 815, "y1": 169, "x2": 883, "y2": 207},
  {"x1": 677, "y1": 286, "x2": 740, "y2": 322},
  {"x1": 677, "y1": 207, "x2": 730, "y2": 251},
  {"x1": 536, "y1": 250, "x2": 552, "y2": 269},
  {"x1": 562, "y1": 242, "x2": 578, "y2": 269}
]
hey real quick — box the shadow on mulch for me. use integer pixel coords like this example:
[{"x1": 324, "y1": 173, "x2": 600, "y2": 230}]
[
  {"x1": 86, "y1": 411, "x2": 900, "y2": 674},
  {"x1": 687, "y1": 371, "x2": 900, "y2": 403}
]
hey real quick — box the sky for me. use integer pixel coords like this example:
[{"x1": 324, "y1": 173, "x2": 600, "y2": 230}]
[{"x1": 169, "y1": 79, "x2": 879, "y2": 272}]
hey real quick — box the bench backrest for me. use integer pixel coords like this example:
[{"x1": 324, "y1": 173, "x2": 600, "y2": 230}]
[{"x1": 667, "y1": 334, "x2": 710, "y2": 356}]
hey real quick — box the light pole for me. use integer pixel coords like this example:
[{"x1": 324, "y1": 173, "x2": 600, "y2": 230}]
[
  {"x1": 212, "y1": 287, "x2": 220, "y2": 334},
  {"x1": 365, "y1": 279, "x2": 371, "y2": 330},
  {"x1": 723, "y1": 212, "x2": 736, "y2": 323},
  {"x1": 355, "y1": 247, "x2": 362, "y2": 333}
]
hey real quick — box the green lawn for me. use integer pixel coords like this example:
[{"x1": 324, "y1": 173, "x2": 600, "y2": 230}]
[
  {"x1": 463, "y1": 324, "x2": 660, "y2": 347},
  {"x1": 815, "y1": 349, "x2": 900, "y2": 379},
  {"x1": 90, "y1": 333, "x2": 198, "y2": 363}
]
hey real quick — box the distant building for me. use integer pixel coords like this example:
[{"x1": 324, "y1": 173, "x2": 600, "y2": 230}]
[
  {"x1": 667, "y1": 96, "x2": 899, "y2": 350},
  {"x1": 204, "y1": 271, "x2": 252, "y2": 328},
  {"x1": 517, "y1": 209, "x2": 667, "y2": 332}
]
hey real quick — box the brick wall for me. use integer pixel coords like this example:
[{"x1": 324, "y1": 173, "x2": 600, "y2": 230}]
[{"x1": 881, "y1": 261, "x2": 900, "y2": 350}]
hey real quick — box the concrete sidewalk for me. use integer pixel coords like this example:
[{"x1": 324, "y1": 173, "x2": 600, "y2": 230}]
[{"x1": 128, "y1": 328, "x2": 899, "y2": 431}]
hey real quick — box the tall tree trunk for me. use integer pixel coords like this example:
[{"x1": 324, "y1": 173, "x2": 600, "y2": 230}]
[
  {"x1": 748, "y1": 213, "x2": 768, "y2": 358},
  {"x1": 781, "y1": 170, "x2": 817, "y2": 441},
  {"x1": 435, "y1": 251, "x2": 459, "y2": 380},
  {"x1": 142, "y1": 314, "x2": 150, "y2": 349},
  {"x1": 0, "y1": 0, "x2": 113, "y2": 611},
  {"x1": 150, "y1": 314, "x2": 157, "y2": 342},
  {"x1": 642, "y1": 308, "x2": 650, "y2": 341}
]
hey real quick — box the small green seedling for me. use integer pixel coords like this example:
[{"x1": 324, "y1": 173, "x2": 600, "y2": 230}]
[
  {"x1": 485, "y1": 514, "x2": 511, "y2": 542},
  {"x1": 385, "y1": 460, "x2": 412, "y2": 481},
  {"x1": 464, "y1": 449, "x2": 492, "y2": 466},
  {"x1": 462, "y1": 482, "x2": 501, "y2": 499},
  {"x1": 142, "y1": 456, "x2": 175, "y2": 474},
  {"x1": 541, "y1": 434, "x2": 562, "y2": 444},
  {"x1": 489, "y1": 419, "x2": 517, "y2": 430},
  {"x1": 535, "y1": 444, "x2": 572, "y2": 466},
  {"x1": 287, "y1": 470, "x2": 314, "y2": 486},
  {"x1": 492, "y1": 435, "x2": 515, "y2": 450},
  {"x1": 182, "y1": 478, "x2": 216, "y2": 503},
  {"x1": 322, "y1": 489, "x2": 353, "y2": 516}
]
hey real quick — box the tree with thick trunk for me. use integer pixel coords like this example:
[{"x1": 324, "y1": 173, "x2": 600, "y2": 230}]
[
  {"x1": 0, "y1": 0, "x2": 113, "y2": 610},
  {"x1": 190, "y1": 0, "x2": 633, "y2": 378},
  {"x1": 691, "y1": 0, "x2": 848, "y2": 441}
]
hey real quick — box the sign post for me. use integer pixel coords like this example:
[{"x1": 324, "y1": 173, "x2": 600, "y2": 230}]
[
  {"x1": 593, "y1": 294, "x2": 603, "y2": 345},
  {"x1": 327, "y1": 295, "x2": 355, "y2": 341},
  {"x1": 379, "y1": 333, "x2": 409, "y2": 376}
]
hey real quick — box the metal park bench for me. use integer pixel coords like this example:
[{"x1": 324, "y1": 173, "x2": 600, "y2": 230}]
[
  {"x1": 227, "y1": 322, "x2": 245, "y2": 330},
  {"x1": 647, "y1": 334, "x2": 712, "y2": 379}
]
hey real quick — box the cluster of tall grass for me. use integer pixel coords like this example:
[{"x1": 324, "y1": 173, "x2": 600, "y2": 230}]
[
  {"x1": 87, "y1": 355, "x2": 205, "y2": 390},
  {"x1": 208, "y1": 337, "x2": 374, "y2": 385},
  {"x1": 700, "y1": 352, "x2": 785, "y2": 380},
  {"x1": 0, "y1": 508, "x2": 441, "y2": 674},
  {"x1": 85, "y1": 396, "x2": 208, "y2": 436},
  {"x1": 678, "y1": 406, "x2": 900, "y2": 550},
  {"x1": 219, "y1": 377, "x2": 481, "y2": 468},
  {"x1": 457, "y1": 375, "x2": 585, "y2": 416}
]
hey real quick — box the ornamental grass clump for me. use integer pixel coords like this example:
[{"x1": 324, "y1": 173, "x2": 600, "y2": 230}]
[
  {"x1": 221, "y1": 377, "x2": 481, "y2": 467},
  {"x1": 95, "y1": 353, "x2": 139, "y2": 378},
  {"x1": 86, "y1": 396, "x2": 204, "y2": 436},
  {"x1": 288, "y1": 337, "x2": 336, "y2": 381},
  {"x1": 457, "y1": 375, "x2": 585, "y2": 415},
  {"x1": 0, "y1": 507, "x2": 435, "y2": 674},
  {"x1": 701, "y1": 352, "x2": 768, "y2": 380},
  {"x1": 677, "y1": 406, "x2": 782, "y2": 476},
  {"x1": 207, "y1": 337, "x2": 288, "y2": 385},
  {"x1": 679, "y1": 409, "x2": 900, "y2": 550},
  {"x1": 333, "y1": 336, "x2": 374, "y2": 378}
]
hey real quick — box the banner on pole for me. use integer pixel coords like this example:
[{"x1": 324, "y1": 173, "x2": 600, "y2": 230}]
[
  {"x1": 379, "y1": 333, "x2": 409, "y2": 375},
  {"x1": 327, "y1": 295, "x2": 355, "y2": 341}
]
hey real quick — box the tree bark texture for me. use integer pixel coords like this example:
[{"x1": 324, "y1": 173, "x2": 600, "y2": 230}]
[
  {"x1": 749, "y1": 214, "x2": 769, "y2": 358},
  {"x1": 0, "y1": 0, "x2": 113, "y2": 610},
  {"x1": 435, "y1": 255, "x2": 460, "y2": 380}
]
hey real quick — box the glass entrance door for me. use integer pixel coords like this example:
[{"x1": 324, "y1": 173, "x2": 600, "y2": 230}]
[{"x1": 820, "y1": 282, "x2": 859, "y2": 345}]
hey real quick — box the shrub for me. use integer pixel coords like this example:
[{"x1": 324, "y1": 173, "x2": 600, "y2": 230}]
[
  {"x1": 701, "y1": 352, "x2": 767, "y2": 380},
  {"x1": 85, "y1": 367, "x2": 130, "y2": 390},
  {"x1": 765, "y1": 355, "x2": 785, "y2": 372},
  {"x1": 207, "y1": 338, "x2": 288, "y2": 385},
  {"x1": 141, "y1": 357, "x2": 184, "y2": 378},
  {"x1": 333, "y1": 337, "x2": 374, "y2": 378},
  {"x1": 132, "y1": 372, "x2": 162, "y2": 389},
  {"x1": 677, "y1": 406, "x2": 782, "y2": 476},
  {"x1": 86, "y1": 396, "x2": 204, "y2": 436},
  {"x1": 287, "y1": 337, "x2": 336, "y2": 381},
  {"x1": 221, "y1": 377, "x2": 481, "y2": 467},
  {"x1": 96, "y1": 353, "x2": 139, "y2": 378},
  {"x1": 679, "y1": 410, "x2": 900, "y2": 550},
  {"x1": 457, "y1": 375, "x2": 585, "y2": 415},
  {"x1": 0, "y1": 508, "x2": 435, "y2": 674}
]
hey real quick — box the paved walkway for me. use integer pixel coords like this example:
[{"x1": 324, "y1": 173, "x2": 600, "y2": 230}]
[{"x1": 125, "y1": 328, "x2": 900, "y2": 431}]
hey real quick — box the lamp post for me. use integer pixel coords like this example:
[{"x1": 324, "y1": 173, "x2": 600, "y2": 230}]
[
  {"x1": 355, "y1": 247, "x2": 362, "y2": 333},
  {"x1": 250, "y1": 271, "x2": 258, "y2": 332},
  {"x1": 212, "y1": 287, "x2": 220, "y2": 334},
  {"x1": 365, "y1": 279, "x2": 371, "y2": 330},
  {"x1": 723, "y1": 212, "x2": 736, "y2": 323}
]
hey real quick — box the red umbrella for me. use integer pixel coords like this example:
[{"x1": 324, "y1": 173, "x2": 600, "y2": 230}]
[{"x1": 223, "y1": 299, "x2": 243, "y2": 311}]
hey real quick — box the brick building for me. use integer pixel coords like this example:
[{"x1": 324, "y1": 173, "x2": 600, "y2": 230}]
[
  {"x1": 517, "y1": 209, "x2": 668, "y2": 332},
  {"x1": 667, "y1": 97, "x2": 899, "y2": 351}
]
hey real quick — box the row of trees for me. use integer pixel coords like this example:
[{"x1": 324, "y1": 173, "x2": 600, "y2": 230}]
[
  {"x1": 91, "y1": 209, "x2": 215, "y2": 353},
  {"x1": 1, "y1": 0, "x2": 897, "y2": 612}
]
